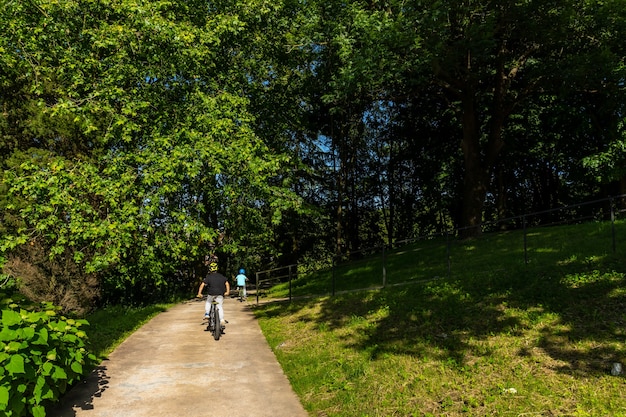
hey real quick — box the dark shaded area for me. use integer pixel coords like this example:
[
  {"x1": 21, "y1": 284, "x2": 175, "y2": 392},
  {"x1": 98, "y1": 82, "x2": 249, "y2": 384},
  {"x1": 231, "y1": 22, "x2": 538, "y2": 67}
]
[{"x1": 46, "y1": 365, "x2": 110, "y2": 417}]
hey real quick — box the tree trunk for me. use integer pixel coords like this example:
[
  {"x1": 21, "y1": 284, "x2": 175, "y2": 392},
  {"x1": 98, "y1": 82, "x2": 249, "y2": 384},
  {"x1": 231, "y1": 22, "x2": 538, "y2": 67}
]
[
  {"x1": 459, "y1": 92, "x2": 487, "y2": 238},
  {"x1": 458, "y1": 51, "x2": 508, "y2": 238},
  {"x1": 387, "y1": 135, "x2": 395, "y2": 245},
  {"x1": 459, "y1": 97, "x2": 507, "y2": 237},
  {"x1": 335, "y1": 151, "x2": 344, "y2": 257},
  {"x1": 495, "y1": 162, "x2": 508, "y2": 229}
]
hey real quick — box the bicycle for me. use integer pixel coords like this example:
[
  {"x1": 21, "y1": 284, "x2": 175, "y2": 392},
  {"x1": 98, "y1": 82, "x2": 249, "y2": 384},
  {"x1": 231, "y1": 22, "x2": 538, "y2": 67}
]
[{"x1": 202, "y1": 296, "x2": 224, "y2": 341}]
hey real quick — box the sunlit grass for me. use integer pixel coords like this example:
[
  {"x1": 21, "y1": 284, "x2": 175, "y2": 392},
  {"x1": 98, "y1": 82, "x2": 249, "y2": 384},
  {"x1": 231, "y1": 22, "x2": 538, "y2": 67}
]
[{"x1": 255, "y1": 220, "x2": 626, "y2": 416}]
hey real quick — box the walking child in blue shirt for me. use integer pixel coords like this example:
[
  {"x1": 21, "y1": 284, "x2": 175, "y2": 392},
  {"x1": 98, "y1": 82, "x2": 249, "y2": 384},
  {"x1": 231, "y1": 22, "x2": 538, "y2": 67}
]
[{"x1": 235, "y1": 268, "x2": 248, "y2": 301}]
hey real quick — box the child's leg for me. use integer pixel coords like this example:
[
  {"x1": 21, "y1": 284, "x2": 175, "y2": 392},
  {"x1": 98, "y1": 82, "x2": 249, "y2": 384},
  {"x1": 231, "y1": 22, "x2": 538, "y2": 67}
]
[
  {"x1": 215, "y1": 295, "x2": 225, "y2": 323},
  {"x1": 204, "y1": 296, "x2": 213, "y2": 315}
]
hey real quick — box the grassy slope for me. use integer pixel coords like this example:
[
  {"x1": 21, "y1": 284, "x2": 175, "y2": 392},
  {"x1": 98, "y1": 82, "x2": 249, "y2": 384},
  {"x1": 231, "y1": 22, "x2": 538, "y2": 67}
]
[{"x1": 254, "y1": 221, "x2": 626, "y2": 416}]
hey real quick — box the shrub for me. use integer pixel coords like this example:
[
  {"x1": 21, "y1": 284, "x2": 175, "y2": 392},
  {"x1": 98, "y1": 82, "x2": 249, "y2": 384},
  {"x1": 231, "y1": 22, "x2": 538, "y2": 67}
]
[
  {"x1": 0, "y1": 295, "x2": 96, "y2": 417},
  {"x1": 3, "y1": 242, "x2": 100, "y2": 315}
]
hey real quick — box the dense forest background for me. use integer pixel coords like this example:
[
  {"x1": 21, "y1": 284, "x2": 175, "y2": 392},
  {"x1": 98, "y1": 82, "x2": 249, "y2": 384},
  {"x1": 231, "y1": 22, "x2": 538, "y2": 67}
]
[{"x1": 1, "y1": 0, "x2": 625, "y2": 312}]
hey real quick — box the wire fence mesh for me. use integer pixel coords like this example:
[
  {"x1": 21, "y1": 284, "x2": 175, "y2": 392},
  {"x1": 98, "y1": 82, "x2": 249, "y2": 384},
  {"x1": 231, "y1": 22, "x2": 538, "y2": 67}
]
[{"x1": 252, "y1": 194, "x2": 626, "y2": 303}]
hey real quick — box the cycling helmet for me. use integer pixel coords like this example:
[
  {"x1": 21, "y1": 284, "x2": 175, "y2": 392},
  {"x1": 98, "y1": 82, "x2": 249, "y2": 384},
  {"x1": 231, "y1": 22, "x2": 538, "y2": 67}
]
[
  {"x1": 239, "y1": 268, "x2": 245, "y2": 274},
  {"x1": 209, "y1": 262, "x2": 218, "y2": 272}
]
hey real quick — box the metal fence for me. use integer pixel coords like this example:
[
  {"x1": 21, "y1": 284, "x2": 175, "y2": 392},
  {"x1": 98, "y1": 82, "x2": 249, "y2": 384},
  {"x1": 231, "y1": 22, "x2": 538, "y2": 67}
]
[
  {"x1": 252, "y1": 194, "x2": 626, "y2": 303},
  {"x1": 252, "y1": 264, "x2": 297, "y2": 303}
]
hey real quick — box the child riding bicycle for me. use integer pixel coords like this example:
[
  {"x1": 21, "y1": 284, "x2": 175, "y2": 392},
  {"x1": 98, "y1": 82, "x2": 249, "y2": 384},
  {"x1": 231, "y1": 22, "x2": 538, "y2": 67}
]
[{"x1": 197, "y1": 255, "x2": 230, "y2": 327}]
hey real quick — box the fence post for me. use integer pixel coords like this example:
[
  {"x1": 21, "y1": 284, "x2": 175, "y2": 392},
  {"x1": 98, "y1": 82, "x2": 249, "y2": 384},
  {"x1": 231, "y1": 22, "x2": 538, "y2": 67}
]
[
  {"x1": 332, "y1": 256, "x2": 336, "y2": 296},
  {"x1": 382, "y1": 245, "x2": 386, "y2": 288},
  {"x1": 288, "y1": 264, "x2": 293, "y2": 302},
  {"x1": 446, "y1": 232, "x2": 451, "y2": 279},
  {"x1": 523, "y1": 215, "x2": 528, "y2": 265},
  {"x1": 255, "y1": 271, "x2": 259, "y2": 305},
  {"x1": 611, "y1": 197, "x2": 616, "y2": 253}
]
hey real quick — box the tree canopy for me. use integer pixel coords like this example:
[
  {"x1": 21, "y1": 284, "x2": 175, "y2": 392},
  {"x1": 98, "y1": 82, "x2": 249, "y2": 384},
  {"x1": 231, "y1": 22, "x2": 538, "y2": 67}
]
[{"x1": 1, "y1": 0, "x2": 624, "y2": 311}]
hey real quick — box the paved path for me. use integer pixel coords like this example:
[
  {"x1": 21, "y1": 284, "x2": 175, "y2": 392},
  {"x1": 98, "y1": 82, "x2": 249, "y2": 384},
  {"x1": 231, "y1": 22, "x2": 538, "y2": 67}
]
[{"x1": 48, "y1": 297, "x2": 309, "y2": 417}]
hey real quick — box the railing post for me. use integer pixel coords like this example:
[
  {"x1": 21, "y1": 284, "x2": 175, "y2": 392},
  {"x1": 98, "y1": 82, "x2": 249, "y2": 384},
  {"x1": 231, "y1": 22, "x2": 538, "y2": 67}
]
[
  {"x1": 255, "y1": 271, "x2": 259, "y2": 305},
  {"x1": 446, "y1": 232, "x2": 451, "y2": 279},
  {"x1": 523, "y1": 215, "x2": 528, "y2": 265},
  {"x1": 288, "y1": 265, "x2": 293, "y2": 302},
  {"x1": 382, "y1": 245, "x2": 386, "y2": 288},
  {"x1": 611, "y1": 197, "x2": 616, "y2": 253},
  {"x1": 331, "y1": 256, "x2": 337, "y2": 296}
]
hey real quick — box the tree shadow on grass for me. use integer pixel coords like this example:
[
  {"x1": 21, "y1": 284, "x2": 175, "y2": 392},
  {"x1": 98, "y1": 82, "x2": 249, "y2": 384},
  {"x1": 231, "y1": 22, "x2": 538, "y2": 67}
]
[
  {"x1": 315, "y1": 283, "x2": 527, "y2": 364},
  {"x1": 362, "y1": 263, "x2": 625, "y2": 375},
  {"x1": 524, "y1": 269, "x2": 626, "y2": 375},
  {"x1": 256, "y1": 257, "x2": 626, "y2": 377}
]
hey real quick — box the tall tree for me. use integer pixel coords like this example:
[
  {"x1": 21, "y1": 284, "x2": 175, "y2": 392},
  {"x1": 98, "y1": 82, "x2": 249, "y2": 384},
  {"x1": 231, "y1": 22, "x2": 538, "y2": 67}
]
[
  {"x1": 0, "y1": 0, "x2": 302, "y2": 308},
  {"x1": 410, "y1": 0, "x2": 626, "y2": 236}
]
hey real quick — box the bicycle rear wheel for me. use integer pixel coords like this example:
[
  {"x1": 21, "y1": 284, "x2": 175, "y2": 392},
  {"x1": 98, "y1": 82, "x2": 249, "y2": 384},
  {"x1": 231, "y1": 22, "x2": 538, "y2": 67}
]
[
  {"x1": 206, "y1": 310, "x2": 213, "y2": 333},
  {"x1": 212, "y1": 304, "x2": 221, "y2": 341}
]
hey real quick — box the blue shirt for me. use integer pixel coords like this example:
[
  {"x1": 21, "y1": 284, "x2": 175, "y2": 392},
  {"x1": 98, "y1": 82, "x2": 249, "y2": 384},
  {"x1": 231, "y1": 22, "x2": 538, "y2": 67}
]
[{"x1": 236, "y1": 273, "x2": 247, "y2": 286}]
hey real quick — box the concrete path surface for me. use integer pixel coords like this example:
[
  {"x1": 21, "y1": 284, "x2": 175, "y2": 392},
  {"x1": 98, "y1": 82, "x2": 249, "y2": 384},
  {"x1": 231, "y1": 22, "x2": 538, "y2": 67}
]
[{"x1": 48, "y1": 297, "x2": 309, "y2": 417}]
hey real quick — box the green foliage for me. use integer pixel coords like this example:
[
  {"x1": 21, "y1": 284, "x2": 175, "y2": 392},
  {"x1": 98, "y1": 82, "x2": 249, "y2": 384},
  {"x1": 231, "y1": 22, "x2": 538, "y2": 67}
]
[
  {"x1": 0, "y1": 0, "x2": 304, "y2": 308},
  {"x1": 0, "y1": 296, "x2": 96, "y2": 417},
  {"x1": 1, "y1": 0, "x2": 625, "y2": 311}
]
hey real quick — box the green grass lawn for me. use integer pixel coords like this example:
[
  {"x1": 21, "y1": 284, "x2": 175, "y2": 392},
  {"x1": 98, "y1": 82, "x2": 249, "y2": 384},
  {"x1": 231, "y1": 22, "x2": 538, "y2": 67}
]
[
  {"x1": 254, "y1": 220, "x2": 626, "y2": 416},
  {"x1": 84, "y1": 303, "x2": 171, "y2": 362}
]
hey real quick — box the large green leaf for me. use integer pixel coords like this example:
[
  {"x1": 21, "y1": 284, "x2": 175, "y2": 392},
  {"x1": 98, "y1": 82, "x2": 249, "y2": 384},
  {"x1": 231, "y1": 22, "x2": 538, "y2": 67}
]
[
  {"x1": 6, "y1": 354, "x2": 25, "y2": 374},
  {"x1": 31, "y1": 405, "x2": 46, "y2": 417},
  {"x1": 70, "y1": 361, "x2": 83, "y2": 374},
  {"x1": 32, "y1": 327, "x2": 48, "y2": 345},
  {"x1": 0, "y1": 327, "x2": 18, "y2": 342},
  {"x1": 52, "y1": 365, "x2": 68, "y2": 381},
  {"x1": 1, "y1": 310, "x2": 21, "y2": 327},
  {"x1": 0, "y1": 385, "x2": 8, "y2": 407}
]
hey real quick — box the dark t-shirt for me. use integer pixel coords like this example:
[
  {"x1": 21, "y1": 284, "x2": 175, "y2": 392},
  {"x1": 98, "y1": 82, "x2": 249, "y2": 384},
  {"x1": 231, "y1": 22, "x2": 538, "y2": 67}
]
[{"x1": 203, "y1": 272, "x2": 228, "y2": 295}]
